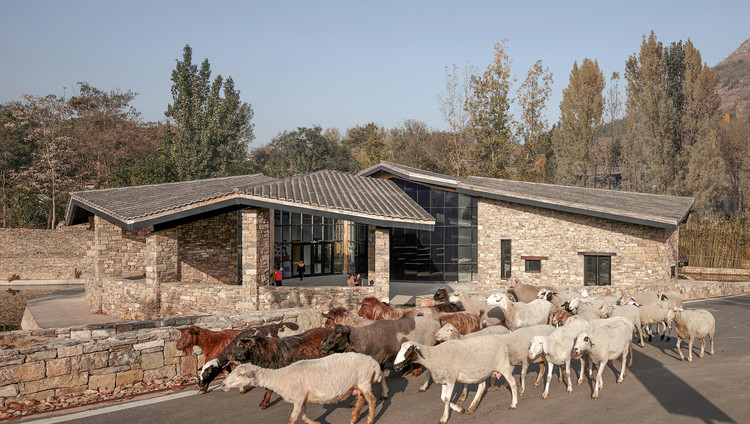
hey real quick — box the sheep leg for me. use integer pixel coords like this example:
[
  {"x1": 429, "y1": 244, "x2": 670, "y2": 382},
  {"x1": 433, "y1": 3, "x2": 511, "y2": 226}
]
[
  {"x1": 498, "y1": 365, "x2": 518, "y2": 410},
  {"x1": 577, "y1": 356, "x2": 586, "y2": 386},
  {"x1": 289, "y1": 401, "x2": 303, "y2": 424},
  {"x1": 557, "y1": 364, "x2": 564, "y2": 383},
  {"x1": 534, "y1": 361, "x2": 545, "y2": 388},
  {"x1": 592, "y1": 362, "x2": 604, "y2": 399},
  {"x1": 519, "y1": 361, "x2": 528, "y2": 395},
  {"x1": 618, "y1": 349, "x2": 628, "y2": 383},
  {"x1": 457, "y1": 384, "x2": 468, "y2": 403},
  {"x1": 379, "y1": 365, "x2": 389, "y2": 399},
  {"x1": 418, "y1": 368, "x2": 432, "y2": 393},
  {"x1": 466, "y1": 381, "x2": 486, "y2": 414},
  {"x1": 300, "y1": 403, "x2": 320, "y2": 424},
  {"x1": 564, "y1": 360, "x2": 573, "y2": 393},
  {"x1": 676, "y1": 337, "x2": 685, "y2": 361},
  {"x1": 636, "y1": 323, "x2": 645, "y2": 347},
  {"x1": 439, "y1": 383, "x2": 457, "y2": 424},
  {"x1": 259, "y1": 389, "x2": 274, "y2": 409},
  {"x1": 687, "y1": 337, "x2": 695, "y2": 362},
  {"x1": 699, "y1": 338, "x2": 706, "y2": 359},
  {"x1": 542, "y1": 360, "x2": 553, "y2": 399},
  {"x1": 363, "y1": 392, "x2": 377, "y2": 424},
  {"x1": 627, "y1": 343, "x2": 633, "y2": 368},
  {"x1": 350, "y1": 394, "x2": 365, "y2": 424},
  {"x1": 709, "y1": 331, "x2": 715, "y2": 356}
]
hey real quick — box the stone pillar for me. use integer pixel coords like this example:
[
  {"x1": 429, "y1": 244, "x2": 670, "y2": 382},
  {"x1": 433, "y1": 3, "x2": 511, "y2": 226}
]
[
  {"x1": 145, "y1": 228, "x2": 178, "y2": 318},
  {"x1": 241, "y1": 208, "x2": 270, "y2": 308},
  {"x1": 367, "y1": 226, "x2": 390, "y2": 297},
  {"x1": 89, "y1": 216, "x2": 122, "y2": 313}
]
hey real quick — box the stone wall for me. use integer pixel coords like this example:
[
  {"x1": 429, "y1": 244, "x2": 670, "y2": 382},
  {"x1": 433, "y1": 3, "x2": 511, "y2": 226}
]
[
  {"x1": 257, "y1": 285, "x2": 386, "y2": 311},
  {"x1": 179, "y1": 212, "x2": 238, "y2": 285},
  {"x1": 0, "y1": 226, "x2": 92, "y2": 281},
  {"x1": 0, "y1": 308, "x2": 321, "y2": 408},
  {"x1": 160, "y1": 283, "x2": 257, "y2": 316},
  {"x1": 477, "y1": 198, "x2": 678, "y2": 289}
]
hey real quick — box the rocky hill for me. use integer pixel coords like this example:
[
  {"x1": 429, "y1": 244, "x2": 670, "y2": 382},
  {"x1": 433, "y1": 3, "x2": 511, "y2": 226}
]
[{"x1": 714, "y1": 38, "x2": 750, "y2": 118}]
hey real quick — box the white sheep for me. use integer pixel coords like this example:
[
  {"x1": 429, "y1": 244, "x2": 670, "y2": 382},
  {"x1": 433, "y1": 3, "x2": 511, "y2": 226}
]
[
  {"x1": 572, "y1": 320, "x2": 633, "y2": 399},
  {"x1": 450, "y1": 292, "x2": 505, "y2": 327},
  {"x1": 566, "y1": 296, "x2": 617, "y2": 315},
  {"x1": 394, "y1": 337, "x2": 518, "y2": 424},
  {"x1": 537, "y1": 289, "x2": 585, "y2": 309},
  {"x1": 435, "y1": 322, "x2": 510, "y2": 342},
  {"x1": 490, "y1": 293, "x2": 554, "y2": 331},
  {"x1": 665, "y1": 307, "x2": 715, "y2": 362},
  {"x1": 622, "y1": 290, "x2": 659, "y2": 305},
  {"x1": 658, "y1": 291, "x2": 684, "y2": 341},
  {"x1": 599, "y1": 303, "x2": 645, "y2": 347},
  {"x1": 220, "y1": 352, "x2": 381, "y2": 424},
  {"x1": 436, "y1": 323, "x2": 553, "y2": 396},
  {"x1": 636, "y1": 300, "x2": 672, "y2": 342},
  {"x1": 528, "y1": 319, "x2": 591, "y2": 399}
]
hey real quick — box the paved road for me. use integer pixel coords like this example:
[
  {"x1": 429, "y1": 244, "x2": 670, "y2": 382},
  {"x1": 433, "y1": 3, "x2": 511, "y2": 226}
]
[{"x1": 23, "y1": 294, "x2": 750, "y2": 424}]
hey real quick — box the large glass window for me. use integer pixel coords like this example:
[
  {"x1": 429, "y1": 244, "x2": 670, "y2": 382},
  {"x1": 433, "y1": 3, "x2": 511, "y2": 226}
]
[
  {"x1": 274, "y1": 211, "x2": 344, "y2": 277},
  {"x1": 389, "y1": 180, "x2": 478, "y2": 282}
]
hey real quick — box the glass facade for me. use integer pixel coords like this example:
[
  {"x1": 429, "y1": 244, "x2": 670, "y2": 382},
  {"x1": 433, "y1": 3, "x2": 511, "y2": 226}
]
[
  {"x1": 274, "y1": 211, "x2": 344, "y2": 278},
  {"x1": 389, "y1": 179, "x2": 478, "y2": 282}
]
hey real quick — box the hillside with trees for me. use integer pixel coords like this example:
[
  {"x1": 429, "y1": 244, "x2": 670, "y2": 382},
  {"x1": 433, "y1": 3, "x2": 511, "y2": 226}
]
[{"x1": 715, "y1": 38, "x2": 750, "y2": 119}]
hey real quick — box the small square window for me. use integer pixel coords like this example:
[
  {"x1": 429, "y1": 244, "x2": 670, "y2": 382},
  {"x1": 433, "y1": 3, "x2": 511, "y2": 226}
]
[{"x1": 525, "y1": 259, "x2": 541, "y2": 273}]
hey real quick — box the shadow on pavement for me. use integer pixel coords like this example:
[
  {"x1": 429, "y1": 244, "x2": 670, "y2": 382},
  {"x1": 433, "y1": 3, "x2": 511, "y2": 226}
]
[{"x1": 629, "y1": 349, "x2": 734, "y2": 423}]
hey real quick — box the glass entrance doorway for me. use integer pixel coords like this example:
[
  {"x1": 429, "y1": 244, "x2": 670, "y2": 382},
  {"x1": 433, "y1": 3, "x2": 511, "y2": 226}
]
[{"x1": 291, "y1": 242, "x2": 341, "y2": 277}]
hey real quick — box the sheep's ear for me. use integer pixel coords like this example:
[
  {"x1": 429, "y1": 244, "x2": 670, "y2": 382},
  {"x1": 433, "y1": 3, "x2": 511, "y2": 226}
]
[
  {"x1": 415, "y1": 346, "x2": 425, "y2": 359},
  {"x1": 238, "y1": 337, "x2": 257, "y2": 346}
]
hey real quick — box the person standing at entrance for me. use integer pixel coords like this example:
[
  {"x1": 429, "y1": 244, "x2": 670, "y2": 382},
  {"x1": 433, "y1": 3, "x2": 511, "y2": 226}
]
[
  {"x1": 273, "y1": 265, "x2": 283, "y2": 286},
  {"x1": 297, "y1": 260, "x2": 305, "y2": 281}
]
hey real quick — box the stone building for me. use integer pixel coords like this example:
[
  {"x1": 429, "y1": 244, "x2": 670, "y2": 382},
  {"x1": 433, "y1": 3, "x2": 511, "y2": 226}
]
[
  {"x1": 65, "y1": 162, "x2": 694, "y2": 319},
  {"x1": 360, "y1": 162, "x2": 694, "y2": 289},
  {"x1": 64, "y1": 171, "x2": 434, "y2": 320}
]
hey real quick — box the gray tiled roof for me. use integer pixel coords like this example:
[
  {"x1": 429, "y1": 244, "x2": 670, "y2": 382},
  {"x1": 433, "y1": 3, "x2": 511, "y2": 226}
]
[
  {"x1": 246, "y1": 170, "x2": 435, "y2": 223},
  {"x1": 69, "y1": 174, "x2": 276, "y2": 222},
  {"x1": 358, "y1": 161, "x2": 694, "y2": 229},
  {"x1": 461, "y1": 176, "x2": 694, "y2": 229},
  {"x1": 66, "y1": 171, "x2": 435, "y2": 230},
  {"x1": 358, "y1": 161, "x2": 463, "y2": 188}
]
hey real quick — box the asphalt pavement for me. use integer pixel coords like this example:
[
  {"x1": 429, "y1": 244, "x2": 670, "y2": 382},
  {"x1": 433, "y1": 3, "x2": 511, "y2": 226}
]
[{"x1": 19, "y1": 293, "x2": 750, "y2": 424}]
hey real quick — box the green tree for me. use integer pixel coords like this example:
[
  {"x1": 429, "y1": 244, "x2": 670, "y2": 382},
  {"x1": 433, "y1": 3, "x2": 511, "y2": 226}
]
[
  {"x1": 555, "y1": 58, "x2": 605, "y2": 187},
  {"x1": 516, "y1": 59, "x2": 553, "y2": 182},
  {"x1": 624, "y1": 31, "x2": 674, "y2": 193},
  {"x1": 259, "y1": 126, "x2": 354, "y2": 178},
  {"x1": 343, "y1": 123, "x2": 386, "y2": 169},
  {"x1": 163, "y1": 44, "x2": 254, "y2": 181},
  {"x1": 467, "y1": 40, "x2": 515, "y2": 178}
]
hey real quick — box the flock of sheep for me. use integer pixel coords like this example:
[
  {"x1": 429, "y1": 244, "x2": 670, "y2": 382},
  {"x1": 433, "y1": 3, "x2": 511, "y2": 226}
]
[{"x1": 187, "y1": 279, "x2": 717, "y2": 424}]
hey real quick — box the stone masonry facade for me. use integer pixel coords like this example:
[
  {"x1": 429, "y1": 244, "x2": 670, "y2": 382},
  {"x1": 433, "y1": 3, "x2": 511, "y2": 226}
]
[
  {"x1": 478, "y1": 198, "x2": 679, "y2": 289},
  {"x1": 87, "y1": 207, "x2": 390, "y2": 320}
]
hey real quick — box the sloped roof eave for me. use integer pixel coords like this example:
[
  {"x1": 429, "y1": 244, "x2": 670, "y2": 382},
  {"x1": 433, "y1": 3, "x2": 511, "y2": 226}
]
[{"x1": 458, "y1": 183, "x2": 690, "y2": 229}]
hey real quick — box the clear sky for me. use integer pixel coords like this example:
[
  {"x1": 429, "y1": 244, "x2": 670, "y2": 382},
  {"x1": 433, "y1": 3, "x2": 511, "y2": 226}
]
[{"x1": 1, "y1": 0, "x2": 748, "y2": 148}]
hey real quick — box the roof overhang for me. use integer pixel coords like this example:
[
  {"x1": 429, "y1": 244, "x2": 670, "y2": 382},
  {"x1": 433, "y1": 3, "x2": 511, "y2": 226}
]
[
  {"x1": 359, "y1": 163, "x2": 461, "y2": 189},
  {"x1": 458, "y1": 184, "x2": 687, "y2": 230},
  {"x1": 67, "y1": 194, "x2": 435, "y2": 231}
]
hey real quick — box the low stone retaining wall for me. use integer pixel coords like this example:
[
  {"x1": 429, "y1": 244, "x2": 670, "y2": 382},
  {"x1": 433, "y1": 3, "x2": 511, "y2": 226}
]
[
  {"x1": 418, "y1": 279, "x2": 750, "y2": 307},
  {"x1": 100, "y1": 278, "x2": 387, "y2": 321},
  {"x1": 0, "y1": 308, "x2": 321, "y2": 408}
]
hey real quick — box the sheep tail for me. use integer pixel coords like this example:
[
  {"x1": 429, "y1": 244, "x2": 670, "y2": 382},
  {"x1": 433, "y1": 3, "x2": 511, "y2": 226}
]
[{"x1": 372, "y1": 365, "x2": 383, "y2": 383}]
